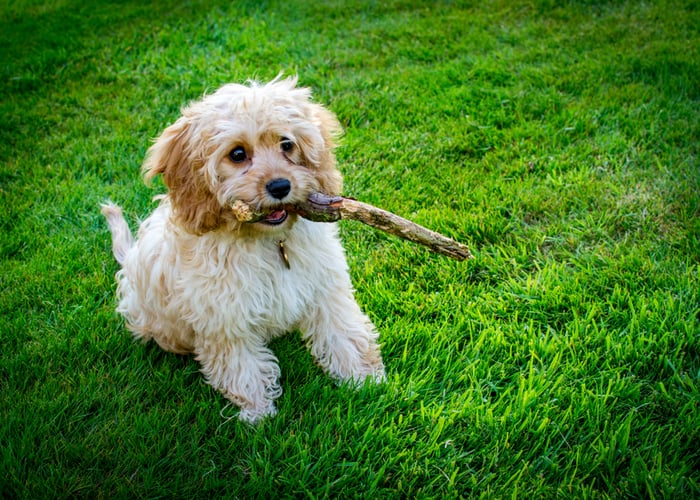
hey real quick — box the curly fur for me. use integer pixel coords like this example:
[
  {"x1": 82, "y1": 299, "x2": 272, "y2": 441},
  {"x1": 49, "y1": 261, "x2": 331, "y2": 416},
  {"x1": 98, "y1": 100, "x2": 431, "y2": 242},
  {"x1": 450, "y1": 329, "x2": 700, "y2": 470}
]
[{"x1": 102, "y1": 77, "x2": 385, "y2": 423}]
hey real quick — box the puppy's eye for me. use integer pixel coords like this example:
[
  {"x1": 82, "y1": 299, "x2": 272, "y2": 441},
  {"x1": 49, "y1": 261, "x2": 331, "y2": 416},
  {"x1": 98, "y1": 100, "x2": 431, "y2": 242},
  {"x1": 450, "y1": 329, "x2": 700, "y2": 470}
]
[
  {"x1": 228, "y1": 146, "x2": 247, "y2": 163},
  {"x1": 280, "y1": 138, "x2": 295, "y2": 153}
]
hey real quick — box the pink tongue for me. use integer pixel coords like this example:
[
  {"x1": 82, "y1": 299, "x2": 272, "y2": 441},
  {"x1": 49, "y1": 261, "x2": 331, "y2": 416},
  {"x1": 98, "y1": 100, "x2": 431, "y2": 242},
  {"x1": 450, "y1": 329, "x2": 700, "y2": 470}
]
[{"x1": 266, "y1": 210, "x2": 286, "y2": 221}]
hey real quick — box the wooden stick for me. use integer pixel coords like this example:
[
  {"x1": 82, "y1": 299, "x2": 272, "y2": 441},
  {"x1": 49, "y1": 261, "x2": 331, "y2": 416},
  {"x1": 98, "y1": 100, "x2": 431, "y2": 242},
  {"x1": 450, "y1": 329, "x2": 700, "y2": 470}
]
[{"x1": 231, "y1": 193, "x2": 474, "y2": 261}]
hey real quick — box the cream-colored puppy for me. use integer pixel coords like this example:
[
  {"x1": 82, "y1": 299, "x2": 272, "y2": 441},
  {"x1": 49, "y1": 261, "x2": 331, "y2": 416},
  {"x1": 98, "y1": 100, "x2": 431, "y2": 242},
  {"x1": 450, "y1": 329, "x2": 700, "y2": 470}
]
[{"x1": 102, "y1": 77, "x2": 385, "y2": 423}]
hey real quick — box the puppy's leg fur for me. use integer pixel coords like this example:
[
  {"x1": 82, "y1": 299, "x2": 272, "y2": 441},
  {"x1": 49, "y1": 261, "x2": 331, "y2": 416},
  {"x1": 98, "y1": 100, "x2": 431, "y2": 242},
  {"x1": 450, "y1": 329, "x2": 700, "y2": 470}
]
[
  {"x1": 195, "y1": 337, "x2": 282, "y2": 423},
  {"x1": 299, "y1": 290, "x2": 385, "y2": 385}
]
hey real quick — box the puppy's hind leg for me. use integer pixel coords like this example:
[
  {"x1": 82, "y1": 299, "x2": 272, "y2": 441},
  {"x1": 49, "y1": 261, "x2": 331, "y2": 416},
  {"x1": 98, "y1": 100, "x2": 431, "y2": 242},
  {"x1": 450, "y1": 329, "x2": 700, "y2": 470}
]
[
  {"x1": 299, "y1": 291, "x2": 386, "y2": 386},
  {"x1": 194, "y1": 337, "x2": 282, "y2": 424}
]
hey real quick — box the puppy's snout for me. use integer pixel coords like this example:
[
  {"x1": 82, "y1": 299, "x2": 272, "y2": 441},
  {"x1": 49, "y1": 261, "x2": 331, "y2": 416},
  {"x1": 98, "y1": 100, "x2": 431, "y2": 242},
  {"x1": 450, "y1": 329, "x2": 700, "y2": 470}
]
[{"x1": 266, "y1": 178, "x2": 291, "y2": 200}]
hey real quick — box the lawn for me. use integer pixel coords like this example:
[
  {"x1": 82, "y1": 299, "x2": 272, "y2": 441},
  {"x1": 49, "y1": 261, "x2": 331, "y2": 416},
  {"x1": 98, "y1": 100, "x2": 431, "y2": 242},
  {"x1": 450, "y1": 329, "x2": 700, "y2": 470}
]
[{"x1": 1, "y1": 0, "x2": 698, "y2": 497}]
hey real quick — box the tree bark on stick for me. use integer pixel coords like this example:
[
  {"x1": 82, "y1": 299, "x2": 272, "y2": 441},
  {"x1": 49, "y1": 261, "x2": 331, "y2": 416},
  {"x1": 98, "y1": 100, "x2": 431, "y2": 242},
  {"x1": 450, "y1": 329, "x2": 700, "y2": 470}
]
[{"x1": 231, "y1": 193, "x2": 474, "y2": 261}]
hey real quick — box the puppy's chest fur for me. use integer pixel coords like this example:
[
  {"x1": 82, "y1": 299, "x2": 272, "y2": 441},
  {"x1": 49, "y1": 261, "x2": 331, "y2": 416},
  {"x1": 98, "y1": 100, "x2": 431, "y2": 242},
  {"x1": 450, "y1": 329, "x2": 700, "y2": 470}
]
[{"x1": 164, "y1": 217, "x2": 346, "y2": 340}]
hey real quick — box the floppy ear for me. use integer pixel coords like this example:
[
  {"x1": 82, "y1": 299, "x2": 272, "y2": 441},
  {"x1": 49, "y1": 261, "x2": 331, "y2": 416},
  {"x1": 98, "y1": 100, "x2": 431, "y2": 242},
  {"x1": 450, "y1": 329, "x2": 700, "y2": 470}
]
[
  {"x1": 142, "y1": 116, "x2": 223, "y2": 234},
  {"x1": 311, "y1": 104, "x2": 344, "y2": 196}
]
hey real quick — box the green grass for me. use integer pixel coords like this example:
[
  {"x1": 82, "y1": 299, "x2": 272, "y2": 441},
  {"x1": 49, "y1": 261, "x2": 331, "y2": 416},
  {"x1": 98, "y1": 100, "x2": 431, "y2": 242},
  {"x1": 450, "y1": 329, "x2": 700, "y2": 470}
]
[{"x1": 2, "y1": 0, "x2": 699, "y2": 497}]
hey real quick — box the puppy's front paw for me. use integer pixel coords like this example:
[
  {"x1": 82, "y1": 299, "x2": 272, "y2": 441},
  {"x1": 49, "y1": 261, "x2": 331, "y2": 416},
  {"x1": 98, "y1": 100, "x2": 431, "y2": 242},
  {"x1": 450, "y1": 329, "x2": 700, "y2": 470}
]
[
  {"x1": 237, "y1": 401, "x2": 278, "y2": 424},
  {"x1": 340, "y1": 361, "x2": 386, "y2": 388}
]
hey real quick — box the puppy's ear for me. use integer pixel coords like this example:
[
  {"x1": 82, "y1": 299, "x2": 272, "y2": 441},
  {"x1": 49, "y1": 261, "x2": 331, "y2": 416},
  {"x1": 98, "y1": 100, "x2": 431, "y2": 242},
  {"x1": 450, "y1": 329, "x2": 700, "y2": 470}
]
[
  {"x1": 311, "y1": 104, "x2": 344, "y2": 196},
  {"x1": 142, "y1": 116, "x2": 222, "y2": 234}
]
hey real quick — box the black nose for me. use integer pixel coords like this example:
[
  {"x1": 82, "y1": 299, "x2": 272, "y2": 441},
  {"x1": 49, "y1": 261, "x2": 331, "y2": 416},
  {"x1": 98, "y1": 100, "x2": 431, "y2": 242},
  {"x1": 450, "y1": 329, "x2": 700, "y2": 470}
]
[{"x1": 266, "y1": 178, "x2": 291, "y2": 200}]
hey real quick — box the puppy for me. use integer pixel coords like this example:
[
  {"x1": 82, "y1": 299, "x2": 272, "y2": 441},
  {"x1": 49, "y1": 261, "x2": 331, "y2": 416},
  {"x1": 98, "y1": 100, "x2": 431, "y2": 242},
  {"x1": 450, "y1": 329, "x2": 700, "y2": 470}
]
[{"x1": 101, "y1": 77, "x2": 385, "y2": 423}]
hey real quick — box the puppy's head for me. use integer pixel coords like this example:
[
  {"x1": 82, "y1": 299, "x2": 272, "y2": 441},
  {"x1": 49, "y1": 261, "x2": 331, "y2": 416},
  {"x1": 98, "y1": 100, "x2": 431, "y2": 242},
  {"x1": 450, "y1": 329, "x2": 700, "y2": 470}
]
[{"x1": 143, "y1": 76, "x2": 343, "y2": 235}]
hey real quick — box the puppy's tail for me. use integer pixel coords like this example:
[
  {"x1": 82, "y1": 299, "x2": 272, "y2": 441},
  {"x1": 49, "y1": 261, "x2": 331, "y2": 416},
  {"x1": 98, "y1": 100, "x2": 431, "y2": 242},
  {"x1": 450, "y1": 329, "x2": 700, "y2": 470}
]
[{"x1": 100, "y1": 202, "x2": 134, "y2": 266}]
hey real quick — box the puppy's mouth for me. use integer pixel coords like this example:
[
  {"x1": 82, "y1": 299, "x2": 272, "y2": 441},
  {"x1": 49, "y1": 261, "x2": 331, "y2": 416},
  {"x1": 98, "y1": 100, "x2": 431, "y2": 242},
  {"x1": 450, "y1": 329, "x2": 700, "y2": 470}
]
[
  {"x1": 261, "y1": 209, "x2": 288, "y2": 225},
  {"x1": 229, "y1": 200, "x2": 294, "y2": 227}
]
